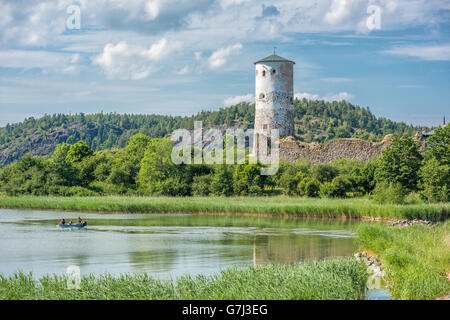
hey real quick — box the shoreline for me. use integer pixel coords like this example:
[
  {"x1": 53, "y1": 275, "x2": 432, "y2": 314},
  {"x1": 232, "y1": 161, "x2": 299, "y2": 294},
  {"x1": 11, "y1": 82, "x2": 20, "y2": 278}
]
[
  {"x1": 0, "y1": 196, "x2": 448, "y2": 221},
  {"x1": 0, "y1": 204, "x2": 413, "y2": 222}
]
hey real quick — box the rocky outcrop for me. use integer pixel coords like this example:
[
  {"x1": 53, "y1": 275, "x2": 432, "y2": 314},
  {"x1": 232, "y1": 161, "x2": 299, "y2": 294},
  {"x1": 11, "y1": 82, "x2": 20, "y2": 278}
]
[{"x1": 279, "y1": 134, "x2": 393, "y2": 163}]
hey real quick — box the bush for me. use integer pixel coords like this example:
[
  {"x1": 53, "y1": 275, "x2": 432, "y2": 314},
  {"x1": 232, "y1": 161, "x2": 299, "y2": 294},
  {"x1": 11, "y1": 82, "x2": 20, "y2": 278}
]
[
  {"x1": 249, "y1": 185, "x2": 263, "y2": 196},
  {"x1": 191, "y1": 175, "x2": 212, "y2": 196},
  {"x1": 210, "y1": 165, "x2": 234, "y2": 196},
  {"x1": 311, "y1": 163, "x2": 339, "y2": 183},
  {"x1": 319, "y1": 182, "x2": 339, "y2": 198},
  {"x1": 47, "y1": 186, "x2": 99, "y2": 197},
  {"x1": 153, "y1": 178, "x2": 191, "y2": 197},
  {"x1": 297, "y1": 177, "x2": 320, "y2": 197},
  {"x1": 330, "y1": 175, "x2": 354, "y2": 198},
  {"x1": 318, "y1": 176, "x2": 353, "y2": 198},
  {"x1": 373, "y1": 181, "x2": 408, "y2": 204}
]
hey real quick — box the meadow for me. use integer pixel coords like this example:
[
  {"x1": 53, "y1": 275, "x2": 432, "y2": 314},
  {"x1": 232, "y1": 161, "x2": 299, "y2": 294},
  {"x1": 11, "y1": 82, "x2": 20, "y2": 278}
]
[
  {"x1": 357, "y1": 221, "x2": 450, "y2": 300},
  {"x1": 0, "y1": 258, "x2": 367, "y2": 300},
  {"x1": 0, "y1": 196, "x2": 448, "y2": 220}
]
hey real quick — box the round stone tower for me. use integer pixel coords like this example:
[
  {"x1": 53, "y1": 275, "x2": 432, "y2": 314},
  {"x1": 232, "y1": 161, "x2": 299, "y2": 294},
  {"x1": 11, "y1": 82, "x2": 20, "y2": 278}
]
[{"x1": 253, "y1": 52, "x2": 295, "y2": 158}]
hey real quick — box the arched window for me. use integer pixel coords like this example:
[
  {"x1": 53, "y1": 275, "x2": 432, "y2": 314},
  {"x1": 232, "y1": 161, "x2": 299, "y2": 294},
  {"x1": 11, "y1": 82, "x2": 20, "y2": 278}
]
[
  {"x1": 255, "y1": 70, "x2": 258, "y2": 76},
  {"x1": 262, "y1": 70, "x2": 266, "y2": 77},
  {"x1": 259, "y1": 93, "x2": 265, "y2": 99},
  {"x1": 272, "y1": 69, "x2": 276, "y2": 75}
]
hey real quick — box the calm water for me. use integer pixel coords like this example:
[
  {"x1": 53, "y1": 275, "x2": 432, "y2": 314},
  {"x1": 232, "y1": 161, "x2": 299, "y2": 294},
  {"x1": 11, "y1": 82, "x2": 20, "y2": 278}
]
[{"x1": 0, "y1": 209, "x2": 361, "y2": 279}]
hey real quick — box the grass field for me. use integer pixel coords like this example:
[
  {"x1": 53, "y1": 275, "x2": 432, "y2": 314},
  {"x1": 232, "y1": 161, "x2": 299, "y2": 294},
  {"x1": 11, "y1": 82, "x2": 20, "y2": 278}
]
[
  {"x1": 0, "y1": 196, "x2": 448, "y2": 220},
  {"x1": 357, "y1": 221, "x2": 450, "y2": 300},
  {"x1": 0, "y1": 258, "x2": 367, "y2": 300}
]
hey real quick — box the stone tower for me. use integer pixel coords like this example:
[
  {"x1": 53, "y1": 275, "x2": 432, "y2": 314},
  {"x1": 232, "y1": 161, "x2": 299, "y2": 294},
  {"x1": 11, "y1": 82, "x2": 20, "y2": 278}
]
[{"x1": 253, "y1": 52, "x2": 295, "y2": 158}]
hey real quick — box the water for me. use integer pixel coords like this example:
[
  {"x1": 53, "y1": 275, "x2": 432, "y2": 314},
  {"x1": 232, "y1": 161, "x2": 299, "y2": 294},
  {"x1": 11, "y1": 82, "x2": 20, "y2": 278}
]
[
  {"x1": 0, "y1": 209, "x2": 359, "y2": 277},
  {"x1": 0, "y1": 209, "x2": 391, "y2": 299}
]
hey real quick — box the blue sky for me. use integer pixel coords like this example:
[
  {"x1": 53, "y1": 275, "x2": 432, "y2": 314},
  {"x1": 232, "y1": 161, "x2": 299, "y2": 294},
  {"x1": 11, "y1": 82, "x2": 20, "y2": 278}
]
[{"x1": 0, "y1": 0, "x2": 449, "y2": 127}]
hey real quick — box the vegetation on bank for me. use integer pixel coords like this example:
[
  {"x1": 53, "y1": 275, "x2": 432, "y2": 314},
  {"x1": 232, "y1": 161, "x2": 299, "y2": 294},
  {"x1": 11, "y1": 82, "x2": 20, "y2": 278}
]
[
  {"x1": 357, "y1": 221, "x2": 450, "y2": 300},
  {"x1": 0, "y1": 258, "x2": 368, "y2": 300},
  {"x1": 0, "y1": 196, "x2": 448, "y2": 220},
  {"x1": 0, "y1": 125, "x2": 448, "y2": 205},
  {"x1": 0, "y1": 99, "x2": 421, "y2": 166}
]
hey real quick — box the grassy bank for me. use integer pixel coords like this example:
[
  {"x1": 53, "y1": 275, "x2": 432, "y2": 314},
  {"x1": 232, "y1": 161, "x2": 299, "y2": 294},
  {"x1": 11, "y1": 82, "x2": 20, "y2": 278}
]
[
  {"x1": 0, "y1": 196, "x2": 448, "y2": 220},
  {"x1": 357, "y1": 221, "x2": 450, "y2": 300},
  {"x1": 0, "y1": 258, "x2": 367, "y2": 300}
]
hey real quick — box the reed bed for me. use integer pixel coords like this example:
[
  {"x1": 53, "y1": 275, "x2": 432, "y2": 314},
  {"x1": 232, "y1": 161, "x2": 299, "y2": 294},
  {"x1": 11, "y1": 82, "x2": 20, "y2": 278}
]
[
  {"x1": 0, "y1": 196, "x2": 448, "y2": 220},
  {"x1": 357, "y1": 221, "x2": 450, "y2": 300},
  {"x1": 0, "y1": 258, "x2": 368, "y2": 300}
]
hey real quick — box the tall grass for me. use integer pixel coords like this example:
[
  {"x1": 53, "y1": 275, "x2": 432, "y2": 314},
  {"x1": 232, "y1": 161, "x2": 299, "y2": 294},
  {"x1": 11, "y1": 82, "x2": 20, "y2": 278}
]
[
  {"x1": 0, "y1": 258, "x2": 368, "y2": 300},
  {"x1": 0, "y1": 196, "x2": 448, "y2": 220},
  {"x1": 357, "y1": 221, "x2": 450, "y2": 300}
]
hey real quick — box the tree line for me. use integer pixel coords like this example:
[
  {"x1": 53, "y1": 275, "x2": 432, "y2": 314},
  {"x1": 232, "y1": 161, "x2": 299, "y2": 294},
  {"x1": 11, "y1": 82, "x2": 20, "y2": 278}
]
[
  {"x1": 0, "y1": 124, "x2": 448, "y2": 203},
  {"x1": 0, "y1": 99, "x2": 422, "y2": 166}
]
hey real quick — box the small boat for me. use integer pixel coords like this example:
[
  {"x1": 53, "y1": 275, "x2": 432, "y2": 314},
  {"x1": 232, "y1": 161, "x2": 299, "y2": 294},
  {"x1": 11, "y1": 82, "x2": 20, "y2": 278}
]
[{"x1": 57, "y1": 221, "x2": 87, "y2": 228}]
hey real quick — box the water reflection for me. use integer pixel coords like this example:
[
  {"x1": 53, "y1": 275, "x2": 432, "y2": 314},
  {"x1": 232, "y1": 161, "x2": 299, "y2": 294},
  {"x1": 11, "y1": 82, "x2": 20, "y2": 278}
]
[{"x1": 0, "y1": 209, "x2": 359, "y2": 279}]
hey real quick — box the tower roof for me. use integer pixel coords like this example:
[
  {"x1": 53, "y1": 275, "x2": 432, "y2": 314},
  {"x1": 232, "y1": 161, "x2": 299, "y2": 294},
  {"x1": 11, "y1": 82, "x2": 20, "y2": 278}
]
[{"x1": 254, "y1": 54, "x2": 295, "y2": 64}]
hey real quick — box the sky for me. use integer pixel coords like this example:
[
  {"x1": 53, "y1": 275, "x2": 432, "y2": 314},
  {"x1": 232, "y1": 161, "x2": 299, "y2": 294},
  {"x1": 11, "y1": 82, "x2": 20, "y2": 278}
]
[{"x1": 0, "y1": 0, "x2": 449, "y2": 127}]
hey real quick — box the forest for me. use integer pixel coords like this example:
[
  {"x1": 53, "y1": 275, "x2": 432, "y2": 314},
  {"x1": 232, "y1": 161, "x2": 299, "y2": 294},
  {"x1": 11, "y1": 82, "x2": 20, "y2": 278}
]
[
  {"x1": 0, "y1": 99, "x2": 422, "y2": 166},
  {"x1": 0, "y1": 123, "x2": 448, "y2": 204}
]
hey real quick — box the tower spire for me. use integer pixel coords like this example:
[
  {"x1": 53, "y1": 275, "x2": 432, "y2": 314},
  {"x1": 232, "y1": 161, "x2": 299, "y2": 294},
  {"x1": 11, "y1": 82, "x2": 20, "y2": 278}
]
[{"x1": 273, "y1": 46, "x2": 277, "y2": 55}]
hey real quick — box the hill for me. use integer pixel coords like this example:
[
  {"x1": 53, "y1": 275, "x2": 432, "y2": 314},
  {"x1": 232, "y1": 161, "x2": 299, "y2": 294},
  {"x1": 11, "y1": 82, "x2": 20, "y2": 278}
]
[{"x1": 0, "y1": 99, "x2": 422, "y2": 166}]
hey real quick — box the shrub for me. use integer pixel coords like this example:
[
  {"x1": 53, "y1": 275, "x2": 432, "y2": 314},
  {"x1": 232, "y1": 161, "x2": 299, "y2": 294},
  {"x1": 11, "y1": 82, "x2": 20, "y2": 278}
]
[
  {"x1": 210, "y1": 165, "x2": 234, "y2": 196},
  {"x1": 249, "y1": 185, "x2": 263, "y2": 196},
  {"x1": 311, "y1": 163, "x2": 339, "y2": 183},
  {"x1": 191, "y1": 175, "x2": 212, "y2": 196},
  {"x1": 319, "y1": 182, "x2": 339, "y2": 198},
  {"x1": 297, "y1": 177, "x2": 320, "y2": 197},
  {"x1": 373, "y1": 181, "x2": 408, "y2": 204},
  {"x1": 331, "y1": 175, "x2": 354, "y2": 198}
]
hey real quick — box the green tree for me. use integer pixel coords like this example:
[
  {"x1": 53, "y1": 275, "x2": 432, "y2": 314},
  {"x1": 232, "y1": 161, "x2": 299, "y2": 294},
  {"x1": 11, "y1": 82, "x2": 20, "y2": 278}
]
[
  {"x1": 233, "y1": 162, "x2": 269, "y2": 195},
  {"x1": 210, "y1": 165, "x2": 234, "y2": 196},
  {"x1": 375, "y1": 135, "x2": 422, "y2": 192},
  {"x1": 138, "y1": 138, "x2": 180, "y2": 192},
  {"x1": 66, "y1": 141, "x2": 93, "y2": 163},
  {"x1": 419, "y1": 158, "x2": 449, "y2": 203},
  {"x1": 423, "y1": 125, "x2": 449, "y2": 166}
]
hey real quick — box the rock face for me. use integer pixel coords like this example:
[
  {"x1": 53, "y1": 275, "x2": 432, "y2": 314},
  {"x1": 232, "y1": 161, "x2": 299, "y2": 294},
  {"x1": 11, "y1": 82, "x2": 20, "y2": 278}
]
[{"x1": 279, "y1": 134, "x2": 393, "y2": 163}]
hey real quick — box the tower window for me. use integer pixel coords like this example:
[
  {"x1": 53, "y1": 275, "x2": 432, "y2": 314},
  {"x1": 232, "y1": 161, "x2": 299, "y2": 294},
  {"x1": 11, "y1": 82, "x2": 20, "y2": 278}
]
[
  {"x1": 256, "y1": 70, "x2": 258, "y2": 76},
  {"x1": 259, "y1": 93, "x2": 265, "y2": 99},
  {"x1": 272, "y1": 69, "x2": 276, "y2": 74},
  {"x1": 262, "y1": 70, "x2": 266, "y2": 77},
  {"x1": 263, "y1": 124, "x2": 268, "y2": 129}
]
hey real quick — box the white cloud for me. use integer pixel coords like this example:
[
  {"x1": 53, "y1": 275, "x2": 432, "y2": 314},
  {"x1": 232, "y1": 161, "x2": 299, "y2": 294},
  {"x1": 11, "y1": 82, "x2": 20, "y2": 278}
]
[
  {"x1": 93, "y1": 38, "x2": 179, "y2": 79},
  {"x1": 294, "y1": 93, "x2": 321, "y2": 101},
  {"x1": 208, "y1": 43, "x2": 243, "y2": 69},
  {"x1": 219, "y1": 0, "x2": 251, "y2": 8},
  {"x1": 383, "y1": 44, "x2": 450, "y2": 61},
  {"x1": 224, "y1": 93, "x2": 254, "y2": 106},
  {"x1": 324, "y1": 0, "x2": 354, "y2": 25},
  {"x1": 295, "y1": 92, "x2": 354, "y2": 102},
  {"x1": 0, "y1": 50, "x2": 74, "y2": 69},
  {"x1": 176, "y1": 65, "x2": 192, "y2": 75}
]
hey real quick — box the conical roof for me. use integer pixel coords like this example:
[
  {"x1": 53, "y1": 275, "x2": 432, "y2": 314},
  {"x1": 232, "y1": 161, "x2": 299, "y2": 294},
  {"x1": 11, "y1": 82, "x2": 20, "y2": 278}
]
[{"x1": 254, "y1": 54, "x2": 295, "y2": 64}]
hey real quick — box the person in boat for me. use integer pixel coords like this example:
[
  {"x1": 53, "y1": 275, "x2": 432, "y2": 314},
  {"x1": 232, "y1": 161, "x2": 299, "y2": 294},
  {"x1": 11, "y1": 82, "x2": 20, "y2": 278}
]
[
  {"x1": 77, "y1": 217, "x2": 83, "y2": 225},
  {"x1": 68, "y1": 220, "x2": 73, "y2": 225},
  {"x1": 59, "y1": 218, "x2": 66, "y2": 225}
]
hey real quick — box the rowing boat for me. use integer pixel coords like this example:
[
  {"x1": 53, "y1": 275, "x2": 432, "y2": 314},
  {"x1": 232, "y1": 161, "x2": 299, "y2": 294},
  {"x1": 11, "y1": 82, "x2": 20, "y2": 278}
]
[{"x1": 57, "y1": 222, "x2": 87, "y2": 228}]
